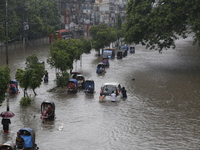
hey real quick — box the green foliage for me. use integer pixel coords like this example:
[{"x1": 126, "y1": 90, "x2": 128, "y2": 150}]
[
  {"x1": 125, "y1": 0, "x2": 200, "y2": 51},
  {"x1": 15, "y1": 69, "x2": 28, "y2": 92},
  {"x1": 56, "y1": 71, "x2": 70, "y2": 87},
  {"x1": 116, "y1": 15, "x2": 122, "y2": 30},
  {"x1": 27, "y1": 0, "x2": 61, "y2": 39},
  {"x1": 48, "y1": 49, "x2": 70, "y2": 72},
  {"x1": 48, "y1": 40, "x2": 74, "y2": 71},
  {"x1": 109, "y1": 28, "x2": 118, "y2": 43},
  {"x1": 48, "y1": 39, "x2": 84, "y2": 70},
  {"x1": 89, "y1": 24, "x2": 118, "y2": 53},
  {"x1": 47, "y1": 26, "x2": 55, "y2": 35},
  {"x1": 0, "y1": 0, "x2": 61, "y2": 42},
  {"x1": 15, "y1": 54, "x2": 45, "y2": 96},
  {"x1": 47, "y1": 38, "x2": 91, "y2": 87},
  {"x1": 20, "y1": 96, "x2": 32, "y2": 106},
  {"x1": 0, "y1": 0, "x2": 21, "y2": 42},
  {"x1": 114, "y1": 15, "x2": 124, "y2": 41},
  {"x1": 0, "y1": 66, "x2": 10, "y2": 97},
  {"x1": 80, "y1": 37, "x2": 92, "y2": 54},
  {"x1": 66, "y1": 39, "x2": 83, "y2": 61}
]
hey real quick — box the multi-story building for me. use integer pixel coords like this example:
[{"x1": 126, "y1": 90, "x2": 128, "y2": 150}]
[
  {"x1": 96, "y1": 0, "x2": 127, "y2": 26},
  {"x1": 59, "y1": 0, "x2": 127, "y2": 36}
]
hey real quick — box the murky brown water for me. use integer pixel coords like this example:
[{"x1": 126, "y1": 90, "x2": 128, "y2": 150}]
[{"x1": 1, "y1": 36, "x2": 200, "y2": 149}]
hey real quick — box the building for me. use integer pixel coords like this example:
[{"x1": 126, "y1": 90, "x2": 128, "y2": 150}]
[{"x1": 59, "y1": 0, "x2": 128, "y2": 36}]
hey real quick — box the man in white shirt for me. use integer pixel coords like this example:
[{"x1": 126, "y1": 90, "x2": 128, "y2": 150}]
[{"x1": 111, "y1": 91, "x2": 116, "y2": 102}]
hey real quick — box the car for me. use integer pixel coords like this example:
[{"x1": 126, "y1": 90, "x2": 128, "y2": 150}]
[{"x1": 100, "y1": 82, "x2": 121, "y2": 96}]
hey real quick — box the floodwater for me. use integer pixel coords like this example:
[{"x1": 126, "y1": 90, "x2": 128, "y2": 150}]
[{"x1": 1, "y1": 36, "x2": 200, "y2": 150}]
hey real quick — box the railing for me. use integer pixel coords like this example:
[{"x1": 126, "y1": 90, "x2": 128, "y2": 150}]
[{"x1": 0, "y1": 37, "x2": 49, "y2": 52}]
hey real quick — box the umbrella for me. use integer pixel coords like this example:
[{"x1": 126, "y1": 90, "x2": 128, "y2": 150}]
[{"x1": 0, "y1": 111, "x2": 15, "y2": 118}]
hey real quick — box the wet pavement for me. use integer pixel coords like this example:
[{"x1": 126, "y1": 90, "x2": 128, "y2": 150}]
[{"x1": 1, "y1": 35, "x2": 200, "y2": 149}]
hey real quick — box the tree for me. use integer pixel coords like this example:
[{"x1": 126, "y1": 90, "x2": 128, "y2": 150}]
[
  {"x1": 89, "y1": 24, "x2": 118, "y2": 55},
  {"x1": 0, "y1": 0, "x2": 61, "y2": 42},
  {"x1": 0, "y1": 66, "x2": 10, "y2": 101},
  {"x1": 115, "y1": 15, "x2": 124, "y2": 44},
  {"x1": 124, "y1": 0, "x2": 200, "y2": 52},
  {"x1": 116, "y1": 14, "x2": 122, "y2": 31},
  {"x1": 48, "y1": 39, "x2": 83, "y2": 69},
  {"x1": 15, "y1": 54, "x2": 45, "y2": 97},
  {"x1": 109, "y1": 27, "x2": 118, "y2": 45},
  {"x1": 25, "y1": 0, "x2": 61, "y2": 39},
  {"x1": 47, "y1": 39, "x2": 85, "y2": 87},
  {"x1": 80, "y1": 36, "x2": 92, "y2": 54},
  {"x1": 0, "y1": 0, "x2": 21, "y2": 42}
]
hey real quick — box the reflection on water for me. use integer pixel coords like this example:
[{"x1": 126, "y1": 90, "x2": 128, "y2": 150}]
[
  {"x1": 41, "y1": 121, "x2": 55, "y2": 131},
  {"x1": 1, "y1": 36, "x2": 200, "y2": 149}
]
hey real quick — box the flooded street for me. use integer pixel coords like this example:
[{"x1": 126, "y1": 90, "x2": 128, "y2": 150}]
[{"x1": 1, "y1": 36, "x2": 200, "y2": 150}]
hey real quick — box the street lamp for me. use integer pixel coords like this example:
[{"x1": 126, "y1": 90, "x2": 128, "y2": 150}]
[
  {"x1": 23, "y1": 21, "x2": 29, "y2": 45},
  {"x1": 5, "y1": 0, "x2": 8, "y2": 65}
]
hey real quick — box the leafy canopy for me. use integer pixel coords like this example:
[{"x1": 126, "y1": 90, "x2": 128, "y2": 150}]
[
  {"x1": 47, "y1": 38, "x2": 91, "y2": 87},
  {"x1": 0, "y1": 0, "x2": 60, "y2": 42},
  {"x1": 0, "y1": 66, "x2": 10, "y2": 97},
  {"x1": 48, "y1": 39, "x2": 84, "y2": 72},
  {"x1": 15, "y1": 54, "x2": 45, "y2": 96},
  {"x1": 89, "y1": 24, "x2": 118, "y2": 52},
  {"x1": 124, "y1": 0, "x2": 200, "y2": 51}
]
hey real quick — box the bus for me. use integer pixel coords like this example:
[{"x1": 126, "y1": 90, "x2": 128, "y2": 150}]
[{"x1": 49, "y1": 29, "x2": 74, "y2": 43}]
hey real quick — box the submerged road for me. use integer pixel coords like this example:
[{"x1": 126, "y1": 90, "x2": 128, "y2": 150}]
[{"x1": 1, "y1": 35, "x2": 200, "y2": 149}]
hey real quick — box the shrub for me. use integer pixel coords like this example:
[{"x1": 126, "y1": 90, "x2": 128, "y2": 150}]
[
  {"x1": 20, "y1": 97, "x2": 32, "y2": 106},
  {"x1": 0, "y1": 94, "x2": 5, "y2": 104},
  {"x1": 56, "y1": 72, "x2": 69, "y2": 87}
]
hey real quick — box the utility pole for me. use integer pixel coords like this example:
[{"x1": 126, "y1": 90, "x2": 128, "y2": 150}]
[{"x1": 5, "y1": 0, "x2": 8, "y2": 65}]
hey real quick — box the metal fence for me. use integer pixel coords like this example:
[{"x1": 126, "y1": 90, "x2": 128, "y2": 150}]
[{"x1": 0, "y1": 37, "x2": 49, "y2": 52}]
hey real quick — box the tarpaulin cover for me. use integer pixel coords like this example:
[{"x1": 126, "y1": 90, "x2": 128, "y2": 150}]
[{"x1": 21, "y1": 135, "x2": 33, "y2": 148}]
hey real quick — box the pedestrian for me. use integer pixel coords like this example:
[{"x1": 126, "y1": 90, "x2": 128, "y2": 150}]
[
  {"x1": 44, "y1": 70, "x2": 49, "y2": 82},
  {"x1": 118, "y1": 84, "x2": 121, "y2": 91},
  {"x1": 99, "y1": 95, "x2": 106, "y2": 101},
  {"x1": 1, "y1": 118, "x2": 11, "y2": 133},
  {"x1": 16, "y1": 132, "x2": 24, "y2": 149},
  {"x1": 121, "y1": 87, "x2": 127, "y2": 98},
  {"x1": 111, "y1": 91, "x2": 116, "y2": 102}
]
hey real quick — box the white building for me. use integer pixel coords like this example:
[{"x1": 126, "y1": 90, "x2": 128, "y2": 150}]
[{"x1": 97, "y1": 0, "x2": 127, "y2": 26}]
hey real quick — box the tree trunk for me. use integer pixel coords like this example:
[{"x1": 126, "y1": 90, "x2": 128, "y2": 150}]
[
  {"x1": 33, "y1": 89, "x2": 37, "y2": 96},
  {"x1": 23, "y1": 89, "x2": 26, "y2": 97},
  {"x1": 23, "y1": 89, "x2": 29, "y2": 97}
]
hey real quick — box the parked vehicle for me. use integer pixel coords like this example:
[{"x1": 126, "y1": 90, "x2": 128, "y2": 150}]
[
  {"x1": 16, "y1": 128, "x2": 39, "y2": 150},
  {"x1": 49, "y1": 29, "x2": 74, "y2": 43},
  {"x1": 102, "y1": 57, "x2": 109, "y2": 66},
  {"x1": 84, "y1": 79, "x2": 95, "y2": 94},
  {"x1": 100, "y1": 82, "x2": 121, "y2": 96},
  {"x1": 130, "y1": 47, "x2": 135, "y2": 53},
  {"x1": 8, "y1": 79, "x2": 19, "y2": 94},
  {"x1": 102, "y1": 48, "x2": 115, "y2": 59},
  {"x1": 40, "y1": 100, "x2": 55, "y2": 122},
  {"x1": 67, "y1": 79, "x2": 78, "y2": 93},
  {"x1": 76, "y1": 74, "x2": 85, "y2": 89},
  {"x1": 96, "y1": 63, "x2": 106, "y2": 74}
]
